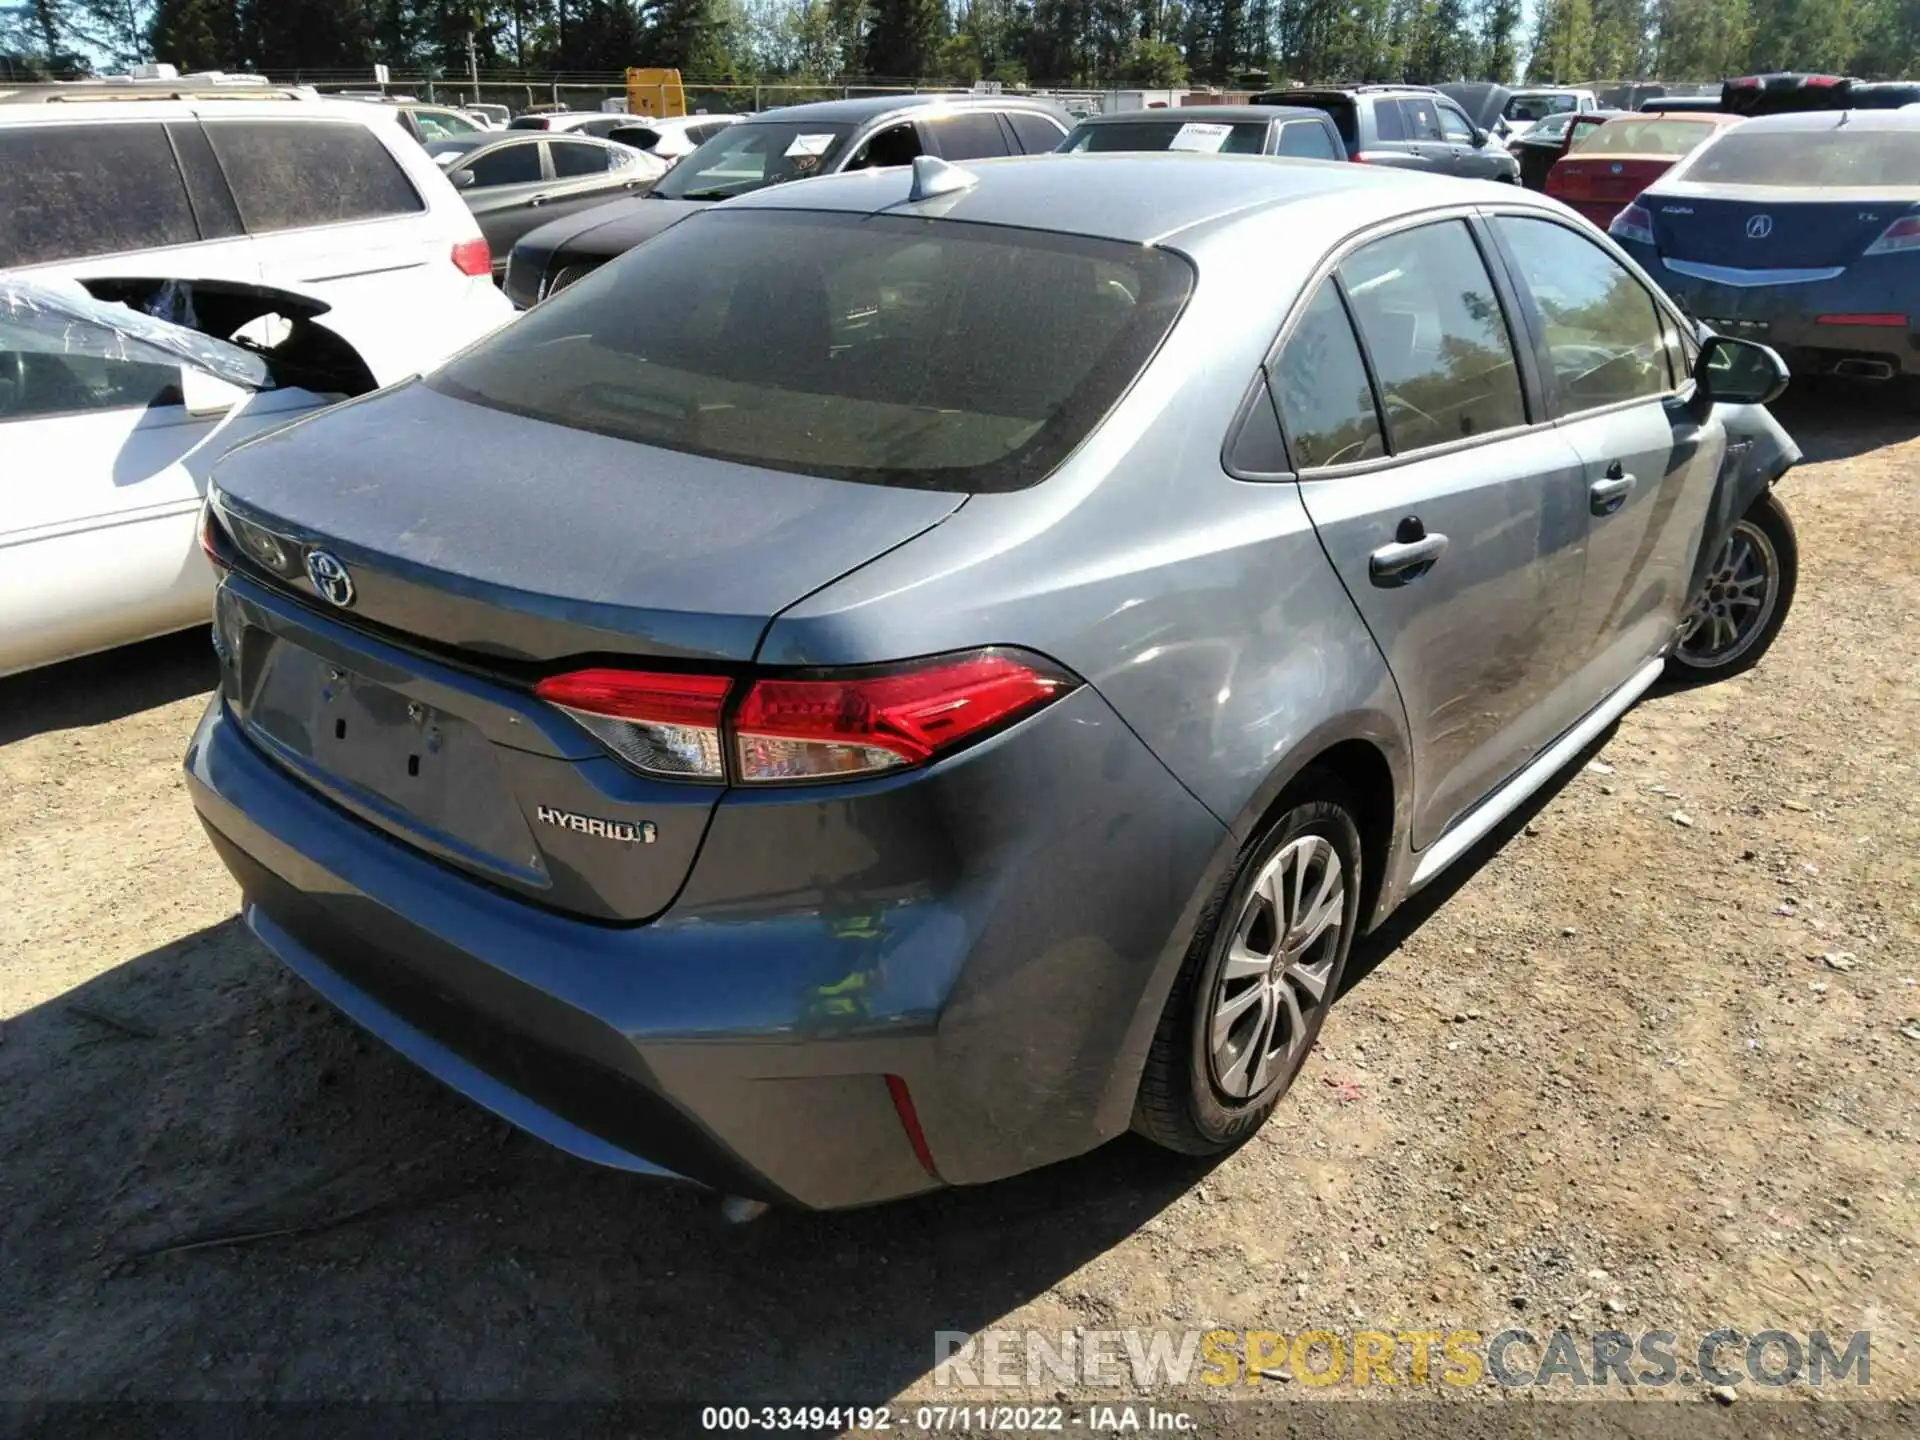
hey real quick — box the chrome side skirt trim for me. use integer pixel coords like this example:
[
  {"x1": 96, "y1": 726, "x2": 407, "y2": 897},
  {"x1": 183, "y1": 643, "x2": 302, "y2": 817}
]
[
  {"x1": 1409, "y1": 655, "x2": 1666, "y2": 892},
  {"x1": 1663, "y1": 257, "x2": 1846, "y2": 288}
]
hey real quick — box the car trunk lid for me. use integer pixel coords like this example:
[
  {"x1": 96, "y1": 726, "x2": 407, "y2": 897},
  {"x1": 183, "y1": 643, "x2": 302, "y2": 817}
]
[
  {"x1": 1650, "y1": 188, "x2": 1900, "y2": 268},
  {"x1": 208, "y1": 381, "x2": 965, "y2": 920},
  {"x1": 1550, "y1": 155, "x2": 1674, "y2": 205}
]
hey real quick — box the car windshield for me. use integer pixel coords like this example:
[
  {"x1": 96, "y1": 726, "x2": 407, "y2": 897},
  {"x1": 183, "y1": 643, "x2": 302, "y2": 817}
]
[
  {"x1": 1061, "y1": 120, "x2": 1269, "y2": 154},
  {"x1": 1523, "y1": 113, "x2": 1576, "y2": 142},
  {"x1": 1507, "y1": 94, "x2": 1579, "y2": 121},
  {"x1": 1571, "y1": 118, "x2": 1712, "y2": 156},
  {"x1": 1682, "y1": 129, "x2": 1920, "y2": 187},
  {"x1": 650, "y1": 121, "x2": 857, "y2": 199},
  {"x1": 428, "y1": 209, "x2": 1193, "y2": 492}
]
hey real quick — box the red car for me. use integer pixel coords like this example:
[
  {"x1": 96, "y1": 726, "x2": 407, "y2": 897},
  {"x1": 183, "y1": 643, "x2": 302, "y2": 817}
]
[{"x1": 1547, "y1": 112, "x2": 1743, "y2": 229}]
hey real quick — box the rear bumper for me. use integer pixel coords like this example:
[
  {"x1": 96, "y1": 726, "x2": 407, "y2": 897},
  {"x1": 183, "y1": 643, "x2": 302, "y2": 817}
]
[
  {"x1": 1629, "y1": 249, "x2": 1920, "y2": 378},
  {"x1": 185, "y1": 677, "x2": 1227, "y2": 1209}
]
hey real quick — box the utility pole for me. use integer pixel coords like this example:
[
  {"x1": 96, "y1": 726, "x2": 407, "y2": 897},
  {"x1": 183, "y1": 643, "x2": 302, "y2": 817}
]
[{"x1": 467, "y1": 30, "x2": 480, "y2": 105}]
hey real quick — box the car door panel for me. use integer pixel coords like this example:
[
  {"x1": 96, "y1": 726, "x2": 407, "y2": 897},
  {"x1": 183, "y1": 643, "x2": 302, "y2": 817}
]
[
  {"x1": 1486, "y1": 213, "x2": 1726, "y2": 694},
  {"x1": 1274, "y1": 221, "x2": 1591, "y2": 849},
  {"x1": 1, "y1": 388, "x2": 326, "y2": 675}
]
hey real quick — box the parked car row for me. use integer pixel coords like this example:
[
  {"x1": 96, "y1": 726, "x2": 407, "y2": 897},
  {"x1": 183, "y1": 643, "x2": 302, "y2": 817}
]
[{"x1": 182, "y1": 148, "x2": 1802, "y2": 1211}]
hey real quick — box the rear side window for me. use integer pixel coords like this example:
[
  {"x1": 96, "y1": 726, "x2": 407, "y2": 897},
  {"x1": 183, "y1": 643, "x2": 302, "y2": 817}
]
[
  {"x1": 430, "y1": 209, "x2": 1194, "y2": 492},
  {"x1": 1007, "y1": 111, "x2": 1068, "y2": 153},
  {"x1": 1339, "y1": 220, "x2": 1526, "y2": 453},
  {"x1": 469, "y1": 142, "x2": 543, "y2": 186},
  {"x1": 204, "y1": 121, "x2": 423, "y2": 234},
  {"x1": 1277, "y1": 122, "x2": 1341, "y2": 160},
  {"x1": 926, "y1": 112, "x2": 1013, "y2": 161},
  {"x1": 1372, "y1": 100, "x2": 1408, "y2": 142},
  {"x1": 551, "y1": 140, "x2": 611, "y2": 176},
  {"x1": 1399, "y1": 98, "x2": 1443, "y2": 141},
  {"x1": 1273, "y1": 282, "x2": 1385, "y2": 469},
  {"x1": 0, "y1": 123, "x2": 198, "y2": 266}
]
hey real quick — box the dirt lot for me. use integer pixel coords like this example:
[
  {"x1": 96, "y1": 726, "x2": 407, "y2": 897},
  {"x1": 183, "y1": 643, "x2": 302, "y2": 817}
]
[{"x1": 2, "y1": 389, "x2": 1917, "y2": 1421}]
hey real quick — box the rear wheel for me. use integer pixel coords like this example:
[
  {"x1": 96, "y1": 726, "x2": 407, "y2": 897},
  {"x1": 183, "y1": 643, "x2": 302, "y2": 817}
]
[
  {"x1": 1667, "y1": 489, "x2": 1796, "y2": 681},
  {"x1": 1133, "y1": 775, "x2": 1363, "y2": 1155}
]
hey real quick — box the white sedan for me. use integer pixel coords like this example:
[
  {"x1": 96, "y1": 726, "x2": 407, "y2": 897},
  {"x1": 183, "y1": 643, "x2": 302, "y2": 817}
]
[{"x1": 1, "y1": 276, "x2": 368, "y2": 677}]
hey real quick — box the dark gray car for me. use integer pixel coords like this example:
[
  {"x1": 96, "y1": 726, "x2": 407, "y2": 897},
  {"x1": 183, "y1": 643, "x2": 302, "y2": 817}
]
[
  {"x1": 1058, "y1": 105, "x2": 1346, "y2": 162},
  {"x1": 189, "y1": 155, "x2": 1798, "y2": 1210},
  {"x1": 426, "y1": 133, "x2": 661, "y2": 281},
  {"x1": 501, "y1": 94, "x2": 1072, "y2": 307},
  {"x1": 1257, "y1": 85, "x2": 1521, "y2": 182}
]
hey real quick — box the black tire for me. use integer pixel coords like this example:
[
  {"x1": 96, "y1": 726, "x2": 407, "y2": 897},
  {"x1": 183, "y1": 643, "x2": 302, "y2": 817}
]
[
  {"x1": 1666, "y1": 489, "x2": 1797, "y2": 682},
  {"x1": 1133, "y1": 773, "x2": 1364, "y2": 1156}
]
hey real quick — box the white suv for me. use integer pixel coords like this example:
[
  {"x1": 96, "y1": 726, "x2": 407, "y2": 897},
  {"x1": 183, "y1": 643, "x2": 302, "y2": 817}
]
[{"x1": 0, "y1": 97, "x2": 513, "y2": 383}]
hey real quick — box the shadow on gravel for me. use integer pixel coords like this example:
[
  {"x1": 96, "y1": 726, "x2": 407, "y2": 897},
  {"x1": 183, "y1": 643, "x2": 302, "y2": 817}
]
[
  {"x1": 0, "y1": 629, "x2": 215, "y2": 745},
  {"x1": 1771, "y1": 382, "x2": 1920, "y2": 465}
]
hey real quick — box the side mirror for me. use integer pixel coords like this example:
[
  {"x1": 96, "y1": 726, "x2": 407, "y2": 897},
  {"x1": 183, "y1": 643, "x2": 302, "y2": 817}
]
[
  {"x1": 1694, "y1": 335, "x2": 1790, "y2": 407},
  {"x1": 450, "y1": 168, "x2": 477, "y2": 190},
  {"x1": 1471, "y1": 128, "x2": 1490, "y2": 147},
  {"x1": 180, "y1": 366, "x2": 252, "y2": 416}
]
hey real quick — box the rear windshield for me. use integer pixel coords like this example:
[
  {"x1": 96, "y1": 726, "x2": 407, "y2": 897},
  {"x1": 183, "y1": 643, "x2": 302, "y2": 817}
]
[
  {"x1": 1684, "y1": 129, "x2": 1920, "y2": 187},
  {"x1": 1570, "y1": 118, "x2": 1715, "y2": 157},
  {"x1": 1062, "y1": 120, "x2": 1269, "y2": 154},
  {"x1": 1508, "y1": 93, "x2": 1581, "y2": 121},
  {"x1": 1284, "y1": 97, "x2": 1357, "y2": 145},
  {"x1": 651, "y1": 121, "x2": 856, "y2": 199},
  {"x1": 428, "y1": 210, "x2": 1193, "y2": 492}
]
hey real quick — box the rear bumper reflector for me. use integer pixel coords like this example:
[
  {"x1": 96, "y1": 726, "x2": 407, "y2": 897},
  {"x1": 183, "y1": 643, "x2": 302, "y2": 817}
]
[{"x1": 1816, "y1": 313, "x2": 1908, "y2": 328}]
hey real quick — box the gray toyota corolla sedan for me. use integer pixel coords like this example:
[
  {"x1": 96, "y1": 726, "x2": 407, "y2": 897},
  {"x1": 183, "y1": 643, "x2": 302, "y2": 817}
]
[{"x1": 188, "y1": 153, "x2": 1800, "y2": 1209}]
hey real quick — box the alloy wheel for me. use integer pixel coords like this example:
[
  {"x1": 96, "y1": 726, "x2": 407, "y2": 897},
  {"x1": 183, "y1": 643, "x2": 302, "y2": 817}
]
[
  {"x1": 1206, "y1": 834, "x2": 1345, "y2": 1100},
  {"x1": 1677, "y1": 518, "x2": 1780, "y2": 668}
]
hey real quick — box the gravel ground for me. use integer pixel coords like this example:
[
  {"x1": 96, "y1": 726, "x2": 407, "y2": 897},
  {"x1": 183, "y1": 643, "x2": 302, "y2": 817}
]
[{"x1": 2, "y1": 388, "x2": 1916, "y2": 1422}]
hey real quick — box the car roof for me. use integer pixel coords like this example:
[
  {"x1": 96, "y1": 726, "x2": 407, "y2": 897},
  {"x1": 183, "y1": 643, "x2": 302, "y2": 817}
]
[
  {"x1": 0, "y1": 96, "x2": 400, "y2": 123},
  {"x1": 742, "y1": 93, "x2": 1061, "y2": 124},
  {"x1": 1075, "y1": 105, "x2": 1326, "y2": 125},
  {"x1": 727, "y1": 152, "x2": 1529, "y2": 247},
  {"x1": 1734, "y1": 108, "x2": 1920, "y2": 131}
]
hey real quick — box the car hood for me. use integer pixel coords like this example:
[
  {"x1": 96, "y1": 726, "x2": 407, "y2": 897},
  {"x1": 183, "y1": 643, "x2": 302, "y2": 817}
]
[
  {"x1": 520, "y1": 195, "x2": 706, "y2": 261},
  {"x1": 1438, "y1": 83, "x2": 1513, "y2": 132}
]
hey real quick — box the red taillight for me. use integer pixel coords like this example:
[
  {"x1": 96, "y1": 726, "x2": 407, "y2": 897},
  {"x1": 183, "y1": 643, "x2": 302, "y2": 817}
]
[
  {"x1": 199, "y1": 501, "x2": 227, "y2": 570},
  {"x1": 1609, "y1": 202, "x2": 1655, "y2": 245},
  {"x1": 1803, "y1": 74, "x2": 1844, "y2": 88},
  {"x1": 732, "y1": 650, "x2": 1073, "y2": 784},
  {"x1": 1729, "y1": 76, "x2": 1762, "y2": 89},
  {"x1": 533, "y1": 650, "x2": 1074, "y2": 785},
  {"x1": 452, "y1": 236, "x2": 492, "y2": 277},
  {"x1": 1817, "y1": 312, "x2": 1909, "y2": 327},
  {"x1": 533, "y1": 669, "x2": 732, "y2": 780},
  {"x1": 1864, "y1": 216, "x2": 1920, "y2": 257}
]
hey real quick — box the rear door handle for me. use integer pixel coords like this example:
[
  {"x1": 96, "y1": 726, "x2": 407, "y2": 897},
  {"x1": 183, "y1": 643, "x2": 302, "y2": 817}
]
[
  {"x1": 1590, "y1": 469, "x2": 1636, "y2": 515},
  {"x1": 1369, "y1": 533, "x2": 1449, "y2": 585}
]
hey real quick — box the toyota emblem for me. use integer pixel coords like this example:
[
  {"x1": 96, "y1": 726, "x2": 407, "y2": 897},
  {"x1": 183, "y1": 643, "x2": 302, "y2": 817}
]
[
  {"x1": 1745, "y1": 214, "x2": 1774, "y2": 239},
  {"x1": 305, "y1": 549, "x2": 355, "y2": 608}
]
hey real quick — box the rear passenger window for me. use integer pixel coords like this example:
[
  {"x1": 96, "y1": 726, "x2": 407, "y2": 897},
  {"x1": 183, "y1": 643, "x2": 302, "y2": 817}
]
[
  {"x1": 204, "y1": 121, "x2": 423, "y2": 234},
  {"x1": 1372, "y1": 101, "x2": 1408, "y2": 142},
  {"x1": 469, "y1": 142, "x2": 542, "y2": 186},
  {"x1": 927, "y1": 112, "x2": 1012, "y2": 161},
  {"x1": 1006, "y1": 111, "x2": 1067, "y2": 153},
  {"x1": 551, "y1": 140, "x2": 611, "y2": 177},
  {"x1": 1493, "y1": 216, "x2": 1672, "y2": 410},
  {"x1": 1399, "y1": 99, "x2": 1443, "y2": 141},
  {"x1": 1273, "y1": 282, "x2": 1385, "y2": 469},
  {"x1": 1277, "y1": 122, "x2": 1340, "y2": 160},
  {"x1": 1340, "y1": 221, "x2": 1526, "y2": 453},
  {"x1": 0, "y1": 124, "x2": 198, "y2": 265}
]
